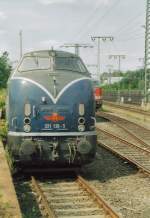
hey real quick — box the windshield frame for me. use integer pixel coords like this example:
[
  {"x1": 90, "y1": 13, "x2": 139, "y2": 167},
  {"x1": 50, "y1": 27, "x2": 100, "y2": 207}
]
[
  {"x1": 17, "y1": 55, "x2": 88, "y2": 74},
  {"x1": 55, "y1": 56, "x2": 87, "y2": 73},
  {"x1": 17, "y1": 55, "x2": 54, "y2": 72}
]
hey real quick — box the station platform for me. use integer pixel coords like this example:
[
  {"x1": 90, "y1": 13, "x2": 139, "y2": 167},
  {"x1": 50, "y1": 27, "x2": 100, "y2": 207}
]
[{"x1": 0, "y1": 141, "x2": 22, "y2": 218}]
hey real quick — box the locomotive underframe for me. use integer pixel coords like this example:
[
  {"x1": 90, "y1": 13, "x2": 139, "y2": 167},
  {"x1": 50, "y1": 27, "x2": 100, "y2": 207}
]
[{"x1": 7, "y1": 134, "x2": 97, "y2": 166}]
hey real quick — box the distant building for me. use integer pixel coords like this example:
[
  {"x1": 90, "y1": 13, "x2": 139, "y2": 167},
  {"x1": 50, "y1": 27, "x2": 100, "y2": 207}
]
[
  {"x1": 100, "y1": 72, "x2": 123, "y2": 85},
  {"x1": 109, "y1": 76, "x2": 123, "y2": 84}
]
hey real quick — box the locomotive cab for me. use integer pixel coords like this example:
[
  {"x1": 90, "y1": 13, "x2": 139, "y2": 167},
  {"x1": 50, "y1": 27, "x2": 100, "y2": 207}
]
[{"x1": 7, "y1": 50, "x2": 97, "y2": 166}]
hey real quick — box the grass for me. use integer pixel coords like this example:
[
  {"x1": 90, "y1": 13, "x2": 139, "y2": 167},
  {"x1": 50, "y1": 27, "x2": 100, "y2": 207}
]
[
  {"x1": 0, "y1": 89, "x2": 14, "y2": 169},
  {"x1": 15, "y1": 181, "x2": 42, "y2": 218},
  {"x1": 0, "y1": 122, "x2": 16, "y2": 173},
  {"x1": 0, "y1": 90, "x2": 18, "y2": 216},
  {"x1": 0, "y1": 89, "x2": 7, "y2": 141},
  {"x1": 97, "y1": 106, "x2": 109, "y2": 112},
  {"x1": 0, "y1": 89, "x2": 6, "y2": 109},
  {"x1": 0, "y1": 120, "x2": 7, "y2": 140}
]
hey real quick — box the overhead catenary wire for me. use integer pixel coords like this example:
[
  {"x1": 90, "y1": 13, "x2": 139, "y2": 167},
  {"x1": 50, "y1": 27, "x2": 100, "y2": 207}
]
[
  {"x1": 109, "y1": 5, "x2": 145, "y2": 65},
  {"x1": 116, "y1": 24, "x2": 144, "y2": 39},
  {"x1": 113, "y1": 10, "x2": 145, "y2": 36},
  {"x1": 73, "y1": 0, "x2": 145, "y2": 74},
  {"x1": 76, "y1": 0, "x2": 121, "y2": 40},
  {"x1": 117, "y1": 35, "x2": 144, "y2": 42},
  {"x1": 117, "y1": 31, "x2": 145, "y2": 40},
  {"x1": 74, "y1": 1, "x2": 103, "y2": 40},
  {"x1": 116, "y1": 25, "x2": 144, "y2": 39}
]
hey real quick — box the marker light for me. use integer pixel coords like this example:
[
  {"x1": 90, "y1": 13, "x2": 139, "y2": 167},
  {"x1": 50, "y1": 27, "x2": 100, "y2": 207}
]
[
  {"x1": 78, "y1": 124, "x2": 85, "y2": 132},
  {"x1": 24, "y1": 103, "x2": 31, "y2": 116},
  {"x1": 42, "y1": 97, "x2": 47, "y2": 103},
  {"x1": 79, "y1": 104, "x2": 85, "y2": 116},
  {"x1": 24, "y1": 124, "x2": 31, "y2": 132}
]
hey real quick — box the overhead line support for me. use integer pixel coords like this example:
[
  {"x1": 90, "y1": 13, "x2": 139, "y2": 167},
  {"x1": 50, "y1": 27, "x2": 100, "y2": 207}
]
[
  {"x1": 144, "y1": 0, "x2": 150, "y2": 103},
  {"x1": 91, "y1": 36, "x2": 114, "y2": 80},
  {"x1": 60, "y1": 43, "x2": 93, "y2": 56}
]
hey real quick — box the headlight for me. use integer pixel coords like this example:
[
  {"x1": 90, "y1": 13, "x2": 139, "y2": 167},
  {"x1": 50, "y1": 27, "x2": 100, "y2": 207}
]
[
  {"x1": 24, "y1": 124, "x2": 31, "y2": 132},
  {"x1": 78, "y1": 117, "x2": 85, "y2": 125},
  {"x1": 78, "y1": 124, "x2": 85, "y2": 132},
  {"x1": 24, "y1": 117, "x2": 31, "y2": 125}
]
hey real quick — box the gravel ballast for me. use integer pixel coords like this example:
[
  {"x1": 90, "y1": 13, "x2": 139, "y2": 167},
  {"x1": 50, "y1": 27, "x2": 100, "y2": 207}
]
[{"x1": 82, "y1": 143, "x2": 150, "y2": 218}]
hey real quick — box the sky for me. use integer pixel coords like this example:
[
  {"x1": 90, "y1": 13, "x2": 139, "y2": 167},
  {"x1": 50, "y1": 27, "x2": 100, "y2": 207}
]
[{"x1": 0, "y1": 0, "x2": 146, "y2": 78}]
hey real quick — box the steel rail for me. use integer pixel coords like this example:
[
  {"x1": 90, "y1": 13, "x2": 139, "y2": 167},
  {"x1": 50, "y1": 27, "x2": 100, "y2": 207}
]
[
  {"x1": 103, "y1": 100, "x2": 150, "y2": 116},
  {"x1": 31, "y1": 175, "x2": 120, "y2": 218},
  {"x1": 97, "y1": 111, "x2": 150, "y2": 150},
  {"x1": 31, "y1": 176, "x2": 57, "y2": 218},
  {"x1": 98, "y1": 140, "x2": 150, "y2": 176},
  {"x1": 76, "y1": 176, "x2": 120, "y2": 218},
  {"x1": 97, "y1": 127, "x2": 150, "y2": 175},
  {"x1": 97, "y1": 127, "x2": 150, "y2": 155},
  {"x1": 97, "y1": 111, "x2": 150, "y2": 131}
]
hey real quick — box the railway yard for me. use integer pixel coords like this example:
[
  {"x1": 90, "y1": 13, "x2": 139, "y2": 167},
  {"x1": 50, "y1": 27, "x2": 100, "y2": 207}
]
[
  {"x1": 0, "y1": 101, "x2": 149, "y2": 218},
  {"x1": 0, "y1": 0, "x2": 150, "y2": 217}
]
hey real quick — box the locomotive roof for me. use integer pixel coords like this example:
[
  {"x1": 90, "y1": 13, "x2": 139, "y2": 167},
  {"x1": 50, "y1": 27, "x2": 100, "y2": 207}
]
[{"x1": 23, "y1": 50, "x2": 78, "y2": 58}]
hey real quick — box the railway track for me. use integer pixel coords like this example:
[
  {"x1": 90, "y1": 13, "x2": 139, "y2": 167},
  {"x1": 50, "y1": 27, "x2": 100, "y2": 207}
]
[
  {"x1": 97, "y1": 111, "x2": 150, "y2": 151},
  {"x1": 31, "y1": 175, "x2": 120, "y2": 218},
  {"x1": 97, "y1": 127, "x2": 150, "y2": 175},
  {"x1": 103, "y1": 101, "x2": 150, "y2": 116}
]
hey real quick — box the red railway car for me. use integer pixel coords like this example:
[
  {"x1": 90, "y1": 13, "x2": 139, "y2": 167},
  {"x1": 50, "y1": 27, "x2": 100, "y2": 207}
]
[{"x1": 92, "y1": 80, "x2": 103, "y2": 110}]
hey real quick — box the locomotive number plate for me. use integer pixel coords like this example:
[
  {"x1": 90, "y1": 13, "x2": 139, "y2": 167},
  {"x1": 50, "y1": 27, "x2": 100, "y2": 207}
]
[{"x1": 44, "y1": 123, "x2": 66, "y2": 130}]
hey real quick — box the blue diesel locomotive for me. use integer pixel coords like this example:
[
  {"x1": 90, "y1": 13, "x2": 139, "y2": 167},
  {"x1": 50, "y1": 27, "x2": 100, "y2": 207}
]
[{"x1": 7, "y1": 50, "x2": 97, "y2": 166}]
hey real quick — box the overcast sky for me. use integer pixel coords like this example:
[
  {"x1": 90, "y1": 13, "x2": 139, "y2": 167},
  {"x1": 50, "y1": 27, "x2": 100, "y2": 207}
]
[{"x1": 0, "y1": 0, "x2": 146, "y2": 77}]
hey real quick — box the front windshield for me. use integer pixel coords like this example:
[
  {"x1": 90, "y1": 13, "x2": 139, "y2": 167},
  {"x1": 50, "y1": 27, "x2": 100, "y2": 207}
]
[
  {"x1": 18, "y1": 56, "x2": 54, "y2": 72},
  {"x1": 55, "y1": 57, "x2": 86, "y2": 73},
  {"x1": 18, "y1": 55, "x2": 87, "y2": 73}
]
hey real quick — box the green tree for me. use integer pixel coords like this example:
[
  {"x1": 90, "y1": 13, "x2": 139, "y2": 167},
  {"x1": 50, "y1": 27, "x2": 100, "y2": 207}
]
[
  {"x1": 0, "y1": 52, "x2": 12, "y2": 88},
  {"x1": 103, "y1": 68, "x2": 145, "y2": 91}
]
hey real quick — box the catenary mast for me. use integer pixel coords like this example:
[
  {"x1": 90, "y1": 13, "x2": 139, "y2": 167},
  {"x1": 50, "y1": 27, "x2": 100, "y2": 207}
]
[{"x1": 145, "y1": 0, "x2": 150, "y2": 102}]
